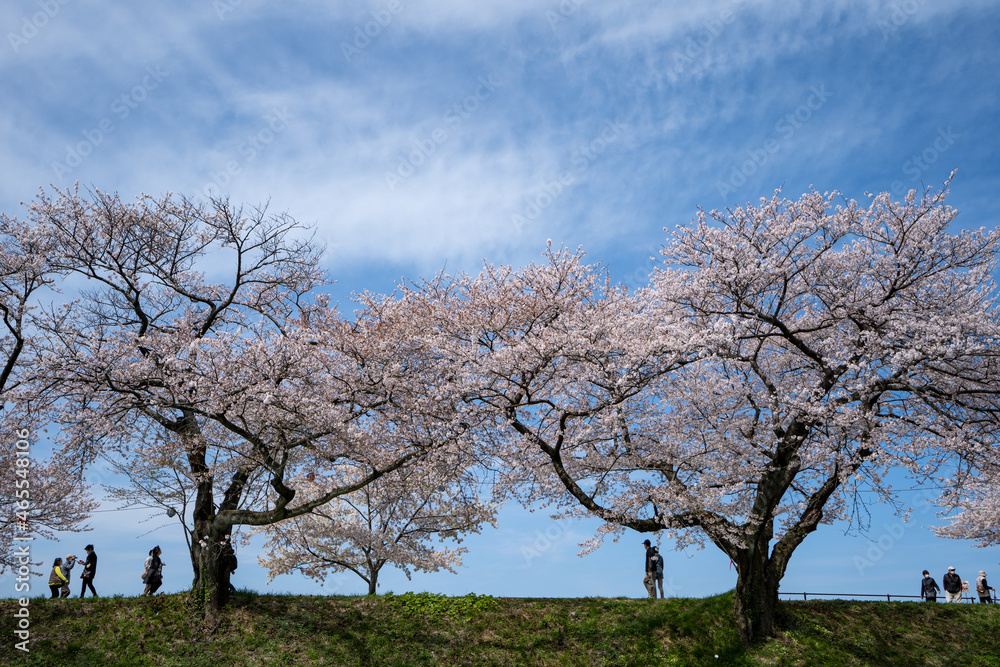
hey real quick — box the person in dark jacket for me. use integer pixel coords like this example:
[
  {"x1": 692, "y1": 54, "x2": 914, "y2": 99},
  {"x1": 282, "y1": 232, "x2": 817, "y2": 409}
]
[
  {"x1": 652, "y1": 546, "x2": 665, "y2": 599},
  {"x1": 80, "y1": 544, "x2": 98, "y2": 598},
  {"x1": 642, "y1": 539, "x2": 656, "y2": 598},
  {"x1": 222, "y1": 539, "x2": 238, "y2": 593},
  {"x1": 920, "y1": 570, "x2": 940, "y2": 602},
  {"x1": 142, "y1": 546, "x2": 165, "y2": 596},
  {"x1": 942, "y1": 566, "x2": 962, "y2": 603}
]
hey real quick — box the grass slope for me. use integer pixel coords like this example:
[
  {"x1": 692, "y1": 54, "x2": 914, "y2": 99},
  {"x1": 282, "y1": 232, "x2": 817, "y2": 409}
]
[{"x1": 1, "y1": 591, "x2": 998, "y2": 666}]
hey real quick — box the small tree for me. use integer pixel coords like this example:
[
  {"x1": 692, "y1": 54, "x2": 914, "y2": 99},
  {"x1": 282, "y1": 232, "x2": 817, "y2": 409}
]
[{"x1": 256, "y1": 463, "x2": 496, "y2": 595}]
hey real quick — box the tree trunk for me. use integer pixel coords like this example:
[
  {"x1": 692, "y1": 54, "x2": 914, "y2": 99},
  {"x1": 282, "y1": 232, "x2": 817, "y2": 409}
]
[
  {"x1": 732, "y1": 545, "x2": 782, "y2": 646},
  {"x1": 366, "y1": 559, "x2": 384, "y2": 595},
  {"x1": 190, "y1": 538, "x2": 202, "y2": 590},
  {"x1": 196, "y1": 521, "x2": 235, "y2": 629},
  {"x1": 184, "y1": 419, "x2": 231, "y2": 627}
]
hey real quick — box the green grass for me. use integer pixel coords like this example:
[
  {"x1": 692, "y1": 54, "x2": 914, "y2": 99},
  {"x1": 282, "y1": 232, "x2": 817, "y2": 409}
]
[{"x1": 1, "y1": 590, "x2": 998, "y2": 666}]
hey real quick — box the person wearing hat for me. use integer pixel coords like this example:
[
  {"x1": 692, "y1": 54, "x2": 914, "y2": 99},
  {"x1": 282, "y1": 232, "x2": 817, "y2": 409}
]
[
  {"x1": 942, "y1": 566, "x2": 963, "y2": 603},
  {"x1": 642, "y1": 539, "x2": 657, "y2": 598},
  {"x1": 975, "y1": 571, "x2": 995, "y2": 604},
  {"x1": 60, "y1": 553, "x2": 77, "y2": 598},
  {"x1": 920, "y1": 570, "x2": 940, "y2": 602}
]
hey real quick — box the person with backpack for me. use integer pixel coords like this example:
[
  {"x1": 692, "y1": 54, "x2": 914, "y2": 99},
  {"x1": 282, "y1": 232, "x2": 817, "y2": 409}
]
[
  {"x1": 942, "y1": 566, "x2": 963, "y2": 603},
  {"x1": 142, "y1": 545, "x2": 165, "y2": 596},
  {"x1": 920, "y1": 570, "x2": 940, "y2": 602},
  {"x1": 976, "y1": 571, "x2": 995, "y2": 604},
  {"x1": 642, "y1": 539, "x2": 657, "y2": 598},
  {"x1": 222, "y1": 539, "x2": 239, "y2": 593},
  {"x1": 652, "y1": 546, "x2": 665, "y2": 599}
]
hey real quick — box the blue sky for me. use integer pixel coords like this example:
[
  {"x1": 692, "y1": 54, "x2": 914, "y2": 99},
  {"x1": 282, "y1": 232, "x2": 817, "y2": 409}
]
[{"x1": 2, "y1": 0, "x2": 999, "y2": 601}]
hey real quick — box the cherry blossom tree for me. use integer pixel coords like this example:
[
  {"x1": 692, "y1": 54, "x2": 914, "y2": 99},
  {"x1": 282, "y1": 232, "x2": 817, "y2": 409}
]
[
  {"x1": 27, "y1": 187, "x2": 478, "y2": 626},
  {"x1": 934, "y1": 467, "x2": 1000, "y2": 548},
  {"x1": 0, "y1": 214, "x2": 96, "y2": 574},
  {"x1": 640, "y1": 182, "x2": 1000, "y2": 643},
  {"x1": 933, "y1": 421, "x2": 1000, "y2": 548},
  {"x1": 255, "y1": 462, "x2": 496, "y2": 595},
  {"x1": 424, "y1": 181, "x2": 1000, "y2": 645}
]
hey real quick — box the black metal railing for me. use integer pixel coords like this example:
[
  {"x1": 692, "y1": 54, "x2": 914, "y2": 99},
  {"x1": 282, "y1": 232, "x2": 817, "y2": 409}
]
[{"x1": 779, "y1": 592, "x2": 997, "y2": 603}]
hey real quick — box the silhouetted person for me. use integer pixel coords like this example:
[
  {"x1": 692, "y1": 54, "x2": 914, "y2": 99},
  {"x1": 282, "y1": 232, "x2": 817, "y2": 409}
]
[
  {"x1": 642, "y1": 539, "x2": 656, "y2": 598},
  {"x1": 79, "y1": 545, "x2": 98, "y2": 598}
]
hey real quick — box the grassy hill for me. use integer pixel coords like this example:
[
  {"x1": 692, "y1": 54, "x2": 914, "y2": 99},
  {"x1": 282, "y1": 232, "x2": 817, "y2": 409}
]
[{"x1": 1, "y1": 590, "x2": 998, "y2": 666}]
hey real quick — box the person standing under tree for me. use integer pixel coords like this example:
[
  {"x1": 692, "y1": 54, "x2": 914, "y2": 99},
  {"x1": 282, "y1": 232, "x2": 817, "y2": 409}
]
[
  {"x1": 920, "y1": 570, "x2": 940, "y2": 602},
  {"x1": 942, "y1": 566, "x2": 962, "y2": 603},
  {"x1": 79, "y1": 545, "x2": 98, "y2": 598},
  {"x1": 642, "y1": 539, "x2": 656, "y2": 598},
  {"x1": 221, "y1": 539, "x2": 238, "y2": 594},
  {"x1": 652, "y1": 546, "x2": 665, "y2": 599}
]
